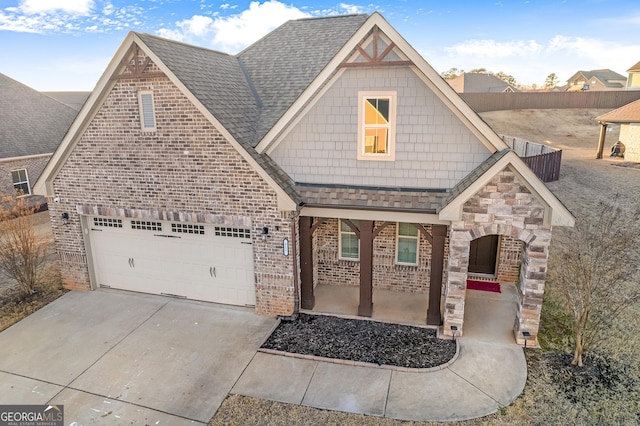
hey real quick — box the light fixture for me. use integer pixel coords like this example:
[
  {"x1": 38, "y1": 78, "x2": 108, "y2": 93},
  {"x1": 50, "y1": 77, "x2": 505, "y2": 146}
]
[
  {"x1": 61, "y1": 212, "x2": 69, "y2": 225},
  {"x1": 451, "y1": 325, "x2": 458, "y2": 342},
  {"x1": 522, "y1": 331, "x2": 531, "y2": 349},
  {"x1": 261, "y1": 226, "x2": 269, "y2": 241}
]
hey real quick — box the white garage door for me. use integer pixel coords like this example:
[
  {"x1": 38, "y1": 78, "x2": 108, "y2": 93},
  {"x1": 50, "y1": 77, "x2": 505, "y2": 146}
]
[{"x1": 88, "y1": 216, "x2": 255, "y2": 306}]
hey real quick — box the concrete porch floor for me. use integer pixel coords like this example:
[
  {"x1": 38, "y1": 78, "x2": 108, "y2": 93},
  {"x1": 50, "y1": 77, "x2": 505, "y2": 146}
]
[{"x1": 309, "y1": 283, "x2": 519, "y2": 343}]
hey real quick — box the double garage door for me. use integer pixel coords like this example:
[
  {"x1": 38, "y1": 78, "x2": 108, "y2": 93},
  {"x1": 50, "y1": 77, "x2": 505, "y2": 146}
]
[{"x1": 88, "y1": 216, "x2": 255, "y2": 306}]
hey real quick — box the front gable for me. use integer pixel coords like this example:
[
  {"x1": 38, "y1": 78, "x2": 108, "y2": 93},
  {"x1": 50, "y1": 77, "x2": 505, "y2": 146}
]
[{"x1": 263, "y1": 15, "x2": 506, "y2": 190}]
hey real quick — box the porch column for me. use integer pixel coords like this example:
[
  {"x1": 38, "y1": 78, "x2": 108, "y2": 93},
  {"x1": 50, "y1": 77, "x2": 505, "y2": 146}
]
[
  {"x1": 442, "y1": 229, "x2": 470, "y2": 336},
  {"x1": 357, "y1": 220, "x2": 374, "y2": 317},
  {"x1": 596, "y1": 122, "x2": 608, "y2": 159},
  {"x1": 299, "y1": 216, "x2": 315, "y2": 309},
  {"x1": 427, "y1": 225, "x2": 447, "y2": 325},
  {"x1": 514, "y1": 230, "x2": 551, "y2": 347}
]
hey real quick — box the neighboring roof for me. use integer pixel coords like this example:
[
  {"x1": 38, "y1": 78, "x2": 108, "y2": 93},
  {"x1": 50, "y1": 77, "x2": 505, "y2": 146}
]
[
  {"x1": 595, "y1": 99, "x2": 640, "y2": 124},
  {"x1": 448, "y1": 73, "x2": 518, "y2": 93},
  {"x1": 0, "y1": 73, "x2": 78, "y2": 158},
  {"x1": 628, "y1": 61, "x2": 640, "y2": 72},
  {"x1": 567, "y1": 69, "x2": 627, "y2": 88},
  {"x1": 42, "y1": 92, "x2": 91, "y2": 111}
]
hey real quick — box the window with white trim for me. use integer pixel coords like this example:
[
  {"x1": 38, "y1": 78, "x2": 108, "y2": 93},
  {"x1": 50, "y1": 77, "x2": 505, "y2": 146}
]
[
  {"x1": 357, "y1": 91, "x2": 396, "y2": 161},
  {"x1": 396, "y1": 223, "x2": 419, "y2": 265},
  {"x1": 138, "y1": 91, "x2": 156, "y2": 131},
  {"x1": 11, "y1": 169, "x2": 30, "y2": 196},
  {"x1": 339, "y1": 220, "x2": 359, "y2": 260}
]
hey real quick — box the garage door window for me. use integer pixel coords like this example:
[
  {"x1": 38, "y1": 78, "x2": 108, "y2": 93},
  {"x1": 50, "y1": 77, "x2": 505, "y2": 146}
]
[
  {"x1": 214, "y1": 227, "x2": 251, "y2": 239},
  {"x1": 131, "y1": 220, "x2": 162, "y2": 231},
  {"x1": 93, "y1": 217, "x2": 123, "y2": 228},
  {"x1": 172, "y1": 223, "x2": 205, "y2": 235}
]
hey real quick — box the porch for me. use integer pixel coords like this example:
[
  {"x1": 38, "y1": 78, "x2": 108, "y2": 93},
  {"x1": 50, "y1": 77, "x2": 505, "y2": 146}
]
[{"x1": 307, "y1": 283, "x2": 518, "y2": 344}]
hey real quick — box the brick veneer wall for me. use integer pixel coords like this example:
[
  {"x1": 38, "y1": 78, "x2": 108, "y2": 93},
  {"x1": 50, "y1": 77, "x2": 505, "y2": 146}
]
[
  {"x1": 0, "y1": 156, "x2": 50, "y2": 208},
  {"x1": 314, "y1": 218, "x2": 445, "y2": 293},
  {"x1": 443, "y1": 167, "x2": 552, "y2": 346},
  {"x1": 48, "y1": 51, "x2": 296, "y2": 316}
]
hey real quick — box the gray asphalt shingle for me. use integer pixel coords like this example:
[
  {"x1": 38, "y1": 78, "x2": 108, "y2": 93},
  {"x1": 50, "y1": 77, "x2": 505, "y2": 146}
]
[{"x1": 0, "y1": 73, "x2": 79, "y2": 158}]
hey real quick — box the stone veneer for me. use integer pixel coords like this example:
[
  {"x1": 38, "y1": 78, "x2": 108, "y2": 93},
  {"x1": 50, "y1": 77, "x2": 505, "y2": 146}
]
[
  {"x1": 48, "y1": 49, "x2": 296, "y2": 317},
  {"x1": 443, "y1": 167, "x2": 551, "y2": 346}
]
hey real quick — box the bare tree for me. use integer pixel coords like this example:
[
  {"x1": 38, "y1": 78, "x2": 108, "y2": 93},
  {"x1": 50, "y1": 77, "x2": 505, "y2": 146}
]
[
  {"x1": 0, "y1": 195, "x2": 46, "y2": 297},
  {"x1": 549, "y1": 200, "x2": 640, "y2": 366},
  {"x1": 545, "y1": 73, "x2": 560, "y2": 89}
]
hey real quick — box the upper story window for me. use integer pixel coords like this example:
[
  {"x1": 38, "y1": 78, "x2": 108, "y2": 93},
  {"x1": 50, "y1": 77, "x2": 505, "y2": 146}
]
[
  {"x1": 11, "y1": 169, "x2": 30, "y2": 196},
  {"x1": 339, "y1": 220, "x2": 359, "y2": 260},
  {"x1": 138, "y1": 90, "x2": 156, "y2": 131},
  {"x1": 357, "y1": 91, "x2": 396, "y2": 161},
  {"x1": 396, "y1": 223, "x2": 419, "y2": 265}
]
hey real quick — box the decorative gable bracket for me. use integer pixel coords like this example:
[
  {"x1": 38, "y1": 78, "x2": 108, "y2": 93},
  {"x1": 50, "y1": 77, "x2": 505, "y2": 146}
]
[
  {"x1": 340, "y1": 26, "x2": 413, "y2": 68},
  {"x1": 113, "y1": 44, "x2": 164, "y2": 80}
]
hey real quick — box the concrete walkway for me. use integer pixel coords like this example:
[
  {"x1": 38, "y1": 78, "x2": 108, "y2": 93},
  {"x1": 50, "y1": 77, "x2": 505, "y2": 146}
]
[
  {"x1": 232, "y1": 338, "x2": 526, "y2": 422},
  {"x1": 0, "y1": 289, "x2": 527, "y2": 423}
]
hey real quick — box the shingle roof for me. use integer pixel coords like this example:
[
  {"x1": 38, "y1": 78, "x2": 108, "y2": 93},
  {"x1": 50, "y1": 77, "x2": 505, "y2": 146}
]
[
  {"x1": 297, "y1": 183, "x2": 448, "y2": 212},
  {"x1": 42, "y1": 92, "x2": 91, "y2": 111},
  {"x1": 627, "y1": 61, "x2": 640, "y2": 72},
  {"x1": 596, "y1": 99, "x2": 640, "y2": 123},
  {"x1": 448, "y1": 73, "x2": 518, "y2": 93},
  {"x1": 569, "y1": 69, "x2": 626, "y2": 88},
  {"x1": 0, "y1": 73, "x2": 79, "y2": 158},
  {"x1": 437, "y1": 149, "x2": 512, "y2": 212},
  {"x1": 238, "y1": 14, "x2": 368, "y2": 145}
]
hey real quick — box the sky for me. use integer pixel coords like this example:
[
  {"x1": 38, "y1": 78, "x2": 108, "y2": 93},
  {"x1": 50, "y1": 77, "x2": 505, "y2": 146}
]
[{"x1": 0, "y1": 0, "x2": 638, "y2": 91}]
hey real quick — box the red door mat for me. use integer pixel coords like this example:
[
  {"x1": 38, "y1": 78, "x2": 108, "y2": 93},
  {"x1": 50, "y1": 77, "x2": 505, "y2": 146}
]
[{"x1": 467, "y1": 280, "x2": 501, "y2": 293}]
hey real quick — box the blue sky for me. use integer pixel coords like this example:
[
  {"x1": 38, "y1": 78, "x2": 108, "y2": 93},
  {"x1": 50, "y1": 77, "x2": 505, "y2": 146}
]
[{"x1": 0, "y1": 0, "x2": 638, "y2": 91}]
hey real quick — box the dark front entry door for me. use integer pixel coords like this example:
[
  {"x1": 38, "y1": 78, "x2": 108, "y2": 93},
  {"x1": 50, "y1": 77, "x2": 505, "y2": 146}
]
[{"x1": 469, "y1": 235, "x2": 499, "y2": 275}]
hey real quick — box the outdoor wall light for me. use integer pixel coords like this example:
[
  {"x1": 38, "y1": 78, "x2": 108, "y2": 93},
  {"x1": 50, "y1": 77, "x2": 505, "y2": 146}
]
[
  {"x1": 450, "y1": 325, "x2": 458, "y2": 342},
  {"x1": 261, "y1": 226, "x2": 269, "y2": 241},
  {"x1": 61, "y1": 212, "x2": 69, "y2": 225},
  {"x1": 522, "y1": 331, "x2": 531, "y2": 349}
]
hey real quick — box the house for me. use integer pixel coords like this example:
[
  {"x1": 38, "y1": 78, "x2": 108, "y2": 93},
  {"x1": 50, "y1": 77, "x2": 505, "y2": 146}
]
[
  {"x1": 595, "y1": 99, "x2": 640, "y2": 161},
  {"x1": 42, "y1": 91, "x2": 91, "y2": 111},
  {"x1": 626, "y1": 60, "x2": 640, "y2": 89},
  {"x1": 34, "y1": 13, "x2": 574, "y2": 345},
  {"x1": 565, "y1": 69, "x2": 626, "y2": 91},
  {"x1": 447, "y1": 73, "x2": 518, "y2": 93},
  {"x1": 0, "y1": 73, "x2": 79, "y2": 207}
]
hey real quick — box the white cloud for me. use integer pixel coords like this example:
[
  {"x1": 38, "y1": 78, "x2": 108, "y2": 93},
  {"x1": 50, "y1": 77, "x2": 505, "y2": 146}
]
[
  {"x1": 339, "y1": 3, "x2": 364, "y2": 14},
  {"x1": 445, "y1": 39, "x2": 543, "y2": 58},
  {"x1": 211, "y1": 0, "x2": 309, "y2": 52},
  {"x1": 157, "y1": 0, "x2": 310, "y2": 53},
  {"x1": 19, "y1": 0, "x2": 94, "y2": 15},
  {"x1": 436, "y1": 36, "x2": 640, "y2": 85}
]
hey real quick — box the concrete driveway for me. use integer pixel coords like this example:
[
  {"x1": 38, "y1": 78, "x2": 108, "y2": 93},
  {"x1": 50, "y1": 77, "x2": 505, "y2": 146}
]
[{"x1": 0, "y1": 290, "x2": 275, "y2": 425}]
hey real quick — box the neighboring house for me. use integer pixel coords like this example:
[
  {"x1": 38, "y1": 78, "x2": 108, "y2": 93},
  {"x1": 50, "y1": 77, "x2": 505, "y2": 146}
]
[
  {"x1": 595, "y1": 99, "x2": 640, "y2": 161},
  {"x1": 626, "y1": 60, "x2": 640, "y2": 89},
  {"x1": 35, "y1": 13, "x2": 574, "y2": 345},
  {"x1": 0, "y1": 73, "x2": 79, "y2": 207},
  {"x1": 565, "y1": 69, "x2": 627, "y2": 91},
  {"x1": 447, "y1": 73, "x2": 518, "y2": 93}
]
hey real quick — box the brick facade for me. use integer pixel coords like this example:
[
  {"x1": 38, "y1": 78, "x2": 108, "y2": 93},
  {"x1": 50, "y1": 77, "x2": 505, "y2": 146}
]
[
  {"x1": 48, "y1": 52, "x2": 296, "y2": 316},
  {"x1": 443, "y1": 167, "x2": 551, "y2": 345},
  {"x1": 0, "y1": 156, "x2": 50, "y2": 209},
  {"x1": 313, "y1": 219, "x2": 451, "y2": 293}
]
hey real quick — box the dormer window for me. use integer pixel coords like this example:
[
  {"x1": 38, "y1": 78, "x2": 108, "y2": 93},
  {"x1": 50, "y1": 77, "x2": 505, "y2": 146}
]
[
  {"x1": 357, "y1": 91, "x2": 396, "y2": 161},
  {"x1": 138, "y1": 90, "x2": 156, "y2": 132}
]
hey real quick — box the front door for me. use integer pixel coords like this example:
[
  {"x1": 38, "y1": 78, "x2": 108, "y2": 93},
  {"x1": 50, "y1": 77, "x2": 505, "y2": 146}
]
[{"x1": 468, "y1": 235, "x2": 499, "y2": 275}]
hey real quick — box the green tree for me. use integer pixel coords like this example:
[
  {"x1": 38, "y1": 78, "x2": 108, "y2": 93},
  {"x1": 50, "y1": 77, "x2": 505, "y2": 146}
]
[
  {"x1": 494, "y1": 71, "x2": 517, "y2": 86},
  {"x1": 545, "y1": 73, "x2": 560, "y2": 89},
  {"x1": 441, "y1": 67, "x2": 463, "y2": 79}
]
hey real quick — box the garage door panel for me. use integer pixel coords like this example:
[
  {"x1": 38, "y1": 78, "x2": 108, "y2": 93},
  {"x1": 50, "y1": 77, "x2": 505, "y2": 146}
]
[{"x1": 89, "y1": 217, "x2": 255, "y2": 306}]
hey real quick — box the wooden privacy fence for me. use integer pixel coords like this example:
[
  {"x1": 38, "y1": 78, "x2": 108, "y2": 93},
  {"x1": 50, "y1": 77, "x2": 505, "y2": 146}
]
[{"x1": 503, "y1": 136, "x2": 562, "y2": 182}]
